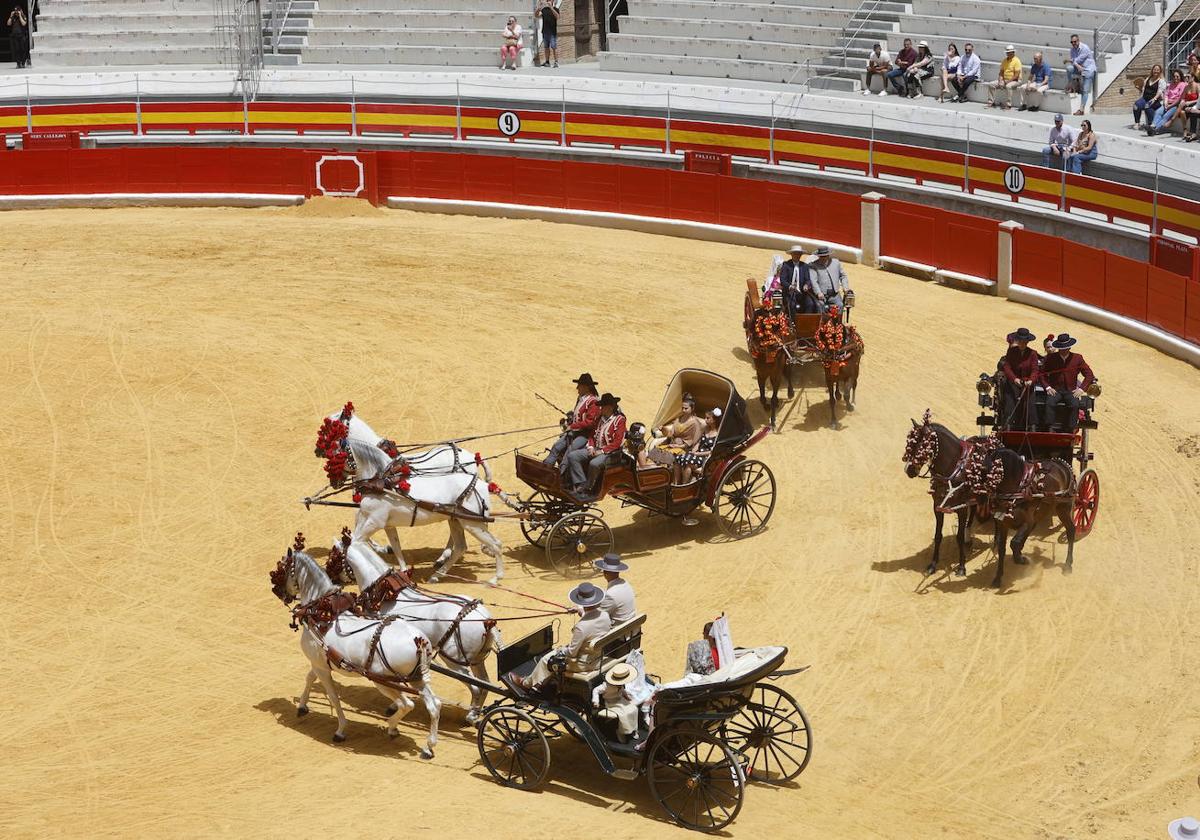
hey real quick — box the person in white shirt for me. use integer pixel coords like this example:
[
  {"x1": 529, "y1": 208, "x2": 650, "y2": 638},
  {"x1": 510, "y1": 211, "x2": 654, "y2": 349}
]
[
  {"x1": 863, "y1": 43, "x2": 891, "y2": 95},
  {"x1": 1041, "y1": 113, "x2": 1078, "y2": 170},
  {"x1": 591, "y1": 663, "x2": 641, "y2": 741},
  {"x1": 949, "y1": 42, "x2": 982, "y2": 102},
  {"x1": 500, "y1": 16, "x2": 523, "y2": 70},
  {"x1": 595, "y1": 553, "x2": 636, "y2": 624},
  {"x1": 519, "y1": 582, "x2": 612, "y2": 688}
]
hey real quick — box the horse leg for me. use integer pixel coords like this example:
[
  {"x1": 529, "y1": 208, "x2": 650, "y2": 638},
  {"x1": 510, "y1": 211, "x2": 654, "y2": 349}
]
[
  {"x1": 380, "y1": 687, "x2": 415, "y2": 737},
  {"x1": 1011, "y1": 511, "x2": 1035, "y2": 565},
  {"x1": 785, "y1": 360, "x2": 794, "y2": 399},
  {"x1": 462, "y1": 521, "x2": 505, "y2": 585},
  {"x1": 770, "y1": 376, "x2": 779, "y2": 427},
  {"x1": 954, "y1": 509, "x2": 968, "y2": 576},
  {"x1": 354, "y1": 504, "x2": 407, "y2": 572},
  {"x1": 992, "y1": 522, "x2": 1007, "y2": 589},
  {"x1": 383, "y1": 526, "x2": 402, "y2": 557},
  {"x1": 1057, "y1": 501, "x2": 1076, "y2": 573},
  {"x1": 827, "y1": 382, "x2": 838, "y2": 429},
  {"x1": 414, "y1": 674, "x2": 443, "y2": 760},
  {"x1": 297, "y1": 668, "x2": 318, "y2": 716},
  {"x1": 466, "y1": 657, "x2": 494, "y2": 724},
  {"x1": 316, "y1": 665, "x2": 348, "y2": 742},
  {"x1": 846, "y1": 374, "x2": 857, "y2": 412},
  {"x1": 927, "y1": 509, "x2": 945, "y2": 575}
]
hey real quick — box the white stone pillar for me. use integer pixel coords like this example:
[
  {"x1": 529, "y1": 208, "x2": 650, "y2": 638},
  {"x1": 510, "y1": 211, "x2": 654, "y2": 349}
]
[
  {"x1": 860, "y1": 191, "x2": 884, "y2": 268},
  {"x1": 997, "y1": 220, "x2": 1023, "y2": 299}
]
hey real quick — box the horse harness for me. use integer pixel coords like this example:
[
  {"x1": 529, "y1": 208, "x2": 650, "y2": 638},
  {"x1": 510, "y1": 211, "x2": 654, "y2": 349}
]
[{"x1": 353, "y1": 575, "x2": 493, "y2": 668}]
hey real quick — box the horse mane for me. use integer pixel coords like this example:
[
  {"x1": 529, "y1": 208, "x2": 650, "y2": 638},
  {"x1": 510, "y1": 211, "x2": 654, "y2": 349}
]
[
  {"x1": 293, "y1": 551, "x2": 337, "y2": 600},
  {"x1": 990, "y1": 448, "x2": 1028, "y2": 493},
  {"x1": 347, "y1": 436, "x2": 392, "y2": 481},
  {"x1": 345, "y1": 541, "x2": 390, "y2": 582}
]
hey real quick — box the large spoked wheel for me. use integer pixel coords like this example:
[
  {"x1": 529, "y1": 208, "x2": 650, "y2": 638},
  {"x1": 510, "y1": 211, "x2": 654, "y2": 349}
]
[
  {"x1": 1073, "y1": 469, "x2": 1099, "y2": 538},
  {"x1": 720, "y1": 683, "x2": 813, "y2": 785},
  {"x1": 477, "y1": 706, "x2": 551, "y2": 791},
  {"x1": 713, "y1": 459, "x2": 776, "y2": 540},
  {"x1": 743, "y1": 292, "x2": 756, "y2": 354},
  {"x1": 519, "y1": 492, "x2": 554, "y2": 548},
  {"x1": 648, "y1": 729, "x2": 745, "y2": 833},
  {"x1": 544, "y1": 511, "x2": 613, "y2": 578}
]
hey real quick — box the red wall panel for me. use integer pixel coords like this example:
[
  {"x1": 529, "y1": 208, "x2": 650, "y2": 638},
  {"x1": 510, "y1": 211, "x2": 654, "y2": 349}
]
[
  {"x1": 717, "y1": 176, "x2": 767, "y2": 231},
  {"x1": 880, "y1": 200, "x2": 937, "y2": 268},
  {"x1": 1103, "y1": 252, "x2": 1148, "y2": 322},
  {"x1": 1187, "y1": 282, "x2": 1200, "y2": 344},
  {"x1": 668, "y1": 170, "x2": 720, "y2": 225},
  {"x1": 943, "y1": 217, "x2": 998, "y2": 280},
  {"x1": 811, "y1": 188, "x2": 861, "y2": 249},
  {"x1": 617, "y1": 166, "x2": 668, "y2": 218},
  {"x1": 1060, "y1": 241, "x2": 1106, "y2": 309},
  {"x1": 461, "y1": 153, "x2": 514, "y2": 202},
  {"x1": 410, "y1": 151, "x2": 464, "y2": 199},
  {"x1": 765, "y1": 182, "x2": 814, "y2": 240},
  {"x1": 1013, "y1": 229, "x2": 1064, "y2": 294},
  {"x1": 565, "y1": 161, "x2": 621, "y2": 212},
  {"x1": 375, "y1": 150, "x2": 413, "y2": 196},
  {"x1": 513, "y1": 157, "x2": 566, "y2": 208},
  {"x1": 1147, "y1": 265, "x2": 1186, "y2": 337}
]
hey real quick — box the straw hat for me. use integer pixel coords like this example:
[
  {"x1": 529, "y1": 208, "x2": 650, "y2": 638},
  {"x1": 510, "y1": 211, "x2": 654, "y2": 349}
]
[
  {"x1": 1170, "y1": 817, "x2": 1200, "y2": 840},
  {"x1": 605, "y1": 663, "x2": 637, "y2": 686}
]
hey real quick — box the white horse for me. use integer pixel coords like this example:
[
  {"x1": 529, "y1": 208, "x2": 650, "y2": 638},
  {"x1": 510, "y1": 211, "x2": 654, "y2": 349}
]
[
  {"x1": 270, "y1": 548, "x2": 443, "y2": 759},
  {"x1": 330, "y1": 540, "x2": 501, "y2": 724}
]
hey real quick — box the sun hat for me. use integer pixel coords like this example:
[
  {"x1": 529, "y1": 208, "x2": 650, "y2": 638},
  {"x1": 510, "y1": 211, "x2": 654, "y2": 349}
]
[
  {"x1": 815, "y1": 246, "x2": 832, "y2": 257},
  {"x1": 605, "y1": 663, "x2": 637, "y2": 686},
  {"x1": 1054, "y1": 113, "x2": 1064, "y2": 122},
  {"x1": 788, "y1": 243, "x2": 805, "y2": 254},
  {"x1": 569, "y1": 581, "x2": 605, "y2": 608},
  {"x1": 918, "y1": 40, "x2": 928, "y2": 48},
  {"x1": 1170, "y1": 817, "x2": 1200, "y2": 840},
  {"x1": 594, "y1": 553, "x2": 629, "y2": 573},
  {"x1": 573, "y1": 372, "x2": 598, "y2": 387},
  {"x1": 1051, "y1": 333, "x2": 1078, "y2": 349},
  {"x1": 1006, "y1": 44, "x2": 1015, "y2": 52},
  {"x1": 1012, "y1": 327, "x2": 1036, "y2": 342},
  {"x1": 598, "y1": 392, "x2": 621, "y2": 407}
]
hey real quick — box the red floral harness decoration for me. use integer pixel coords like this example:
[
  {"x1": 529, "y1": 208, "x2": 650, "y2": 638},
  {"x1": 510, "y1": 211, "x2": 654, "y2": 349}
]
[
  {"x1": 751, "y1": 308, "x2": 791, "y2": 364},
  {"x1": 814, "y1": 315, "x2": 861, "y2": 377}
]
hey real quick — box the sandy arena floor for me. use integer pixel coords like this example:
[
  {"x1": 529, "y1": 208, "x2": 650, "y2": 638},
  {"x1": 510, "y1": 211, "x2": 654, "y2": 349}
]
[{"x1": 3, "y1": 200, "x2": 1200, "y2": 839}]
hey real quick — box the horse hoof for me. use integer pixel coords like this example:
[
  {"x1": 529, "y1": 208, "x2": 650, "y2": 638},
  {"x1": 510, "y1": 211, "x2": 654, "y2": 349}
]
[
  {"x1": 385, "y1": 703, "x2": 398, "y2": 716},
  {"x1": 847, "y1": 403, "x2": 856, "y2": 412},
  {"x1": 955, "y1": 565, "x2": 966, "y2": 577},
  {"x1": 464, "y1": 711, "x2": 480, "y2": 726},
  {"x1": 990, "y1": 578, "x2": 1002, "y2": 589},
  {"x1": 1063, "y1": 564, "x2": 1073, "y2": 575},
  {"x1": 486, "y1": 576, "x2": 500, "y2": 587},
  {"x1": 924, "y1": 563, "x2": 937, "y2": 576},
  {"x1": 332, "y1": 732, "x2": 346, "y2": 743},
  {"x1": 419, "y1": 749, "x2": 434, "y2": 761},
  {"x1": 1013, "y1": 556, "x2": 1029, "y2": 565},
  {"x1": 427, "y1": 574, "x2": 440, "y2": 584},
  {"x1": 388, "y1": 729, "x2": 399, "y2": 739},
  {"x1": 297, "y1": 705, "x2": 309, "y2": 717}
]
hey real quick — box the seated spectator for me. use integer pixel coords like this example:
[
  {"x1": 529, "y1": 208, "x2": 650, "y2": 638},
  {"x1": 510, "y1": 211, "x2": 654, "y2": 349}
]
[
  {"x1": 1189, "y1": 53, "x2": 1200, "y2": 83},
  {"x1": 905, "y1": 41, "x2": 936, "y2": 98},
  {"x1": 1185, "y1": 94, "x2": 1200, "y2": 142},
  {"x1": 1068, "y1": 120, "x2": 1098, "y2": 174},
  {"x1": 1149, "y1": 70, "x2": 1190, "y2": 136},
  {"x1": 939, "y1": 43, "x2": 960, "y2": 102},
  {"x1": 1132, "y1": 64, "x2": 1164, "y2": 130},
  {"x1": 863, "y1": 43, "x2": 891, "y2": 95},
  {"x1": 1190, "y1": 35, "x2": 1200, "y2": 66},
  {"x1": 1067, "y1": 34, "x2": 1097, "y2": 115},
  {"x1": 500, "y1": 15, "x2": 523, "y2": 71},
  {"x1": 949, "y1": 42, "x2": 981, "y2": 103},
  {"x1": 886, "y1": 38, "x2": 917, "y2": 96},
  {"x1": 1018, "y1": 52, "x2": 1052, "y2": 112},
  {"x1": 1041, "y1": 113, "x2": 1077, "y2": 170},
  {"x1": 987, "y1": 45, "x2": 1022, "y2": 109},
  {"x1": 675, "y1": 409, "x2": 721, "y2": 485},
  {"x1": 1168, "y1": 77, "x2": 1200, "y2": 139},
  {"x1": 535, "y1": 0, "x2": 558, "y2": 68}
]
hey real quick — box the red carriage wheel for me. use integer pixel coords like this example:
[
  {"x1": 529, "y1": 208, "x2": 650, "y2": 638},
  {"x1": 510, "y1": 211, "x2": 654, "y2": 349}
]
[
  {"x1": 744, "y1": 292, "x2": 756, "y2": 354},
  {"x1": 1073, "y1": 469, "x2": 1099, "y2": 538}
]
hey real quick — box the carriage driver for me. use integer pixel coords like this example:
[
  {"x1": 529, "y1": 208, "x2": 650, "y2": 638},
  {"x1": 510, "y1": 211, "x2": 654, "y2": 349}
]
[
  {"x1": 803, "y1": 246, "x2": 850, "y2": 315},
  {"x1": 1040, "y1": 333, "x2": 1095, "y2": 432},
  {"x1": 544, "y1": 373, "x2": 601, "y2": 470},
  {"x1": 516, "y1": 581, "x2": 612, "y2": 690},
  {"x1": 566, "y1": 393, "x2": 627, "y2": 500},
  {"x1": 595, "y1": 553, "x2": 636, "y2": 624},
  {"x1": 1001, "y1": 327, "x2": 1040, "y2": 430},
  {"x1": 777, "y1": 244, "x2": 812, "y2": 317}
]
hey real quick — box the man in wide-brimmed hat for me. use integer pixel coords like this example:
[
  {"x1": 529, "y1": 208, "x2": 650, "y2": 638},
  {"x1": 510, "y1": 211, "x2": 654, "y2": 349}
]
[
  {"x1": 1001, "y1": 327, "x2": 1040, "y2": 430},
  {"x1": 566, "y1": 392, "x2": 627, "y2": 500},
  {"x1": 1039, "y1": 333, "x2": 1095, "y2": 431},
  {"x1": 804, "y1": 246, "x2": 849, "y2": 316},
  {"x1": 518, "y1": 581, "x2": 612, "y2": 689},
  {"x1": 544, "y1": 372, "x2": 600, "y2": 471},
  {"x1": 595, "y1": 553, "x2": 636, "y2": 624},
  {"x1": 777, "y1": 244, "x2": 812, "y2": 317}
]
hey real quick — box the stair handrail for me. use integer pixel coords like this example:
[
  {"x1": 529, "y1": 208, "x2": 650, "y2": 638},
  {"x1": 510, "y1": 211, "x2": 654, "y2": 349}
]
[
  {"x1": 267, "y1": 0, "x2": 295, "y2": 55},
  {"x1": 786, "y1": 0, "x2": 892, "y2": 87}
]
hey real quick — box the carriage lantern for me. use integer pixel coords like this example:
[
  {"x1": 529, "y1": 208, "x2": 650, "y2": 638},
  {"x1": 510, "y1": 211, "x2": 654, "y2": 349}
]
[
  {"x1": 976, "y1": 374, "x2": 994, "y2": 408},
  {"x1": 843, "y1": 289, "x2": 856, "y2": 310}
]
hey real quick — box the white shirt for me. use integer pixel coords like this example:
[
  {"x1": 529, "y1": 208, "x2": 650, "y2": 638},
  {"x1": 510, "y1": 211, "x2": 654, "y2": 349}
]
[
  {"x1": 565, "y1": 608, "x2": 612, "y2": 672},
  {"x1": 600, "y1": 578, "x2": 636, "y2": 625},
  {"x1": 1047, "y1": 123, "x2": 1078, "y2": 147},
  {"x1": 503, "y1": 24, "x2": 523, "y2": 42},
  {"x1": 866, "y1": 49, "x2": 891, "y2": 69}
]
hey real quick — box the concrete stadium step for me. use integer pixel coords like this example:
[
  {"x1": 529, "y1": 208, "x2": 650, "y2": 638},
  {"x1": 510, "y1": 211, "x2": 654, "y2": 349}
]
[
  {"x1": 313, "y1": 0, "x2": 521, "y2": 11},
  {"x1": 861, "y1": 71, "x2": 1074, "y2": 111},
  {"x1": 598, "y1": 51, "x2": 812, "y2": 84},
  {"x1": 912, "y1": 0, "x2": 1147, "y2": 30},
  {"x1": 43, "y1": 0, "x2": 219, "y2": 12},
  {"x1": 35, "y1": 30, "x2": 223, "y2": 50},
  {"x1": 306, "y1": 10, "x2": 519, "y2": 30},
  {"x1": 619, "y1": 16, "x2": 843, "y2": 46},
  {"x1": 608, "y1": 33, "x2": 827, "y2": 63},
  {"x1": 37, "y1": 11, "x2": 216, "y2": 30},
  {"x1": 304, "y1": 27, "x2": 501, "y2": 48},
  {"x1": 33, "y1": 46, "x2": 225, "y2": 66},
  {"x1": 897, "y1": 15, "x2": 1124, "y2": 51},
  {"x1": 299, "y1": 45, "x2": 502, "y2": 65},
  {"x1": 621, "y1": 0, "x2": 902, "y2": 25}
]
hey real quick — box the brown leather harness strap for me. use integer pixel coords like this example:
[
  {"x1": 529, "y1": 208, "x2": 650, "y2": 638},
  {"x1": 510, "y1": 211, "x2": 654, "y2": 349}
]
[{"x1": 430, "y1": 598, "x2": 485, "y2": 667}]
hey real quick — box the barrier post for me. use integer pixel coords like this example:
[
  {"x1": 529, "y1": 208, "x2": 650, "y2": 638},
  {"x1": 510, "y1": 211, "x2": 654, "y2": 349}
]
[
  {"x1": 868, "y1": 111, "x2": 875, "y2": 178},
  {"x1": 1152, "y1": 158, "x2": 1159, "y2": 235},
  {"x1": 455, "y1": 80, "x2": 462, "y2": 142},
  {"x1": 665, "y1": 89, "x2": 672, "y2": 154},
  {"x1": 350, "y1": 76, "x2": 357, "y2": 137},
  {"x1": 25, "y1": 78, "x2": 31, "y2": 133},
  {"x1": 963, "y1": 124, "x2": 970, "y2": 193},
  {"x1": 860, "y1": 192, "x2": 885, "y2": 268},
  {"x1": 561, "y1": 84, "x2": 566, "y2": 148},
  {"x1": 242, "y1": 85, "x2": 249, "y2": 135},
  {"x1": 769, "y1": 97, "x2": 776, "y2": 165},
  {"x1": 1059, "y1": 161, "x2": 1067, "y2": 211},
  {"x1": 996, "y1": 221, "x2": 1023, "y2": 299},
  {"x1": 135, "y1": 73, "x2": 142, "y2": 135}
]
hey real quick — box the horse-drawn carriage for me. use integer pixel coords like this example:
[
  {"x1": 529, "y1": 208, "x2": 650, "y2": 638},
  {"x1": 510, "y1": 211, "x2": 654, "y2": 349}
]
[
  {"x1": 468, "y1": 614, "x2": 812, "y2": 832},
  {"x1": 516, "y1": 369, "x2": 777, "y2": 577}
]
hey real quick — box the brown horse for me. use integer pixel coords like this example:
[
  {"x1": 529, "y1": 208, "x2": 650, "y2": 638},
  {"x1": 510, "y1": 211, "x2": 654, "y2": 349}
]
[
  {"x1": 815, "y1": 313, "x2": 863, "y2": 429},
  {"x1": 746, "y1": 305, "x2": 794, "y2": 427},
  {"x1": 942, "y1": 443, "x2": 1077, "y2": 588},
  {"x1": 902, "y1": 413, "x2": 977, "y2": 577}
]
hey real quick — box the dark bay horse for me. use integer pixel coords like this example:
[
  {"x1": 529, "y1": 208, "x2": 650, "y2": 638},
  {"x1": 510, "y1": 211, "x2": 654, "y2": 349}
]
[
  {"x1": 817, "y1": 324, "x2": 863, "y2": 429},
  {"x1": 747, "y1": 306, "x2": 794, "y2": 427},
  {"x1": 901, "y1": 412, "x2": 976, "y2": 577}
]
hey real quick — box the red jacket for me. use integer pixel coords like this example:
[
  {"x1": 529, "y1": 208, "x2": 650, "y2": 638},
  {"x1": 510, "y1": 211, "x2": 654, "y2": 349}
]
[
  {"x1": 1040, "y1": 351, "x2": 1095, "y2": 391},
  {"x1": 589, "y1": 412, "x2": 627, "y2": 454},
  {"x1": 1002, "y1": 347, "x2": 1040, "y2": 383},
  {"x1": 568, "y1": 393, "x2": 600, "y2": 433}
]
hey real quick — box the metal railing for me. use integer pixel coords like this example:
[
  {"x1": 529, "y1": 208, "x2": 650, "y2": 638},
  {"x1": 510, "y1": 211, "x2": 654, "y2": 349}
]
[
  {"x1": 1166, "y1": 16, "x2": 1200, "y2": 71},
  {"x1": 264, "y1": 0, "x2": 296, "y2": 55},
  {"x1": 215, "y1": 0, "x2": 264, "y2": 104}
]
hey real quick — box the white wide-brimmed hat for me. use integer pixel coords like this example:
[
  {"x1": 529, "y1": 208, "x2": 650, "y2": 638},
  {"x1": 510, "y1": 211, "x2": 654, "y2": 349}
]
[
  {"x1": 1170, "y1": 817, "x2": 1200, "y2": 840},
  {"x1": 594, "y1": 553, "x2": 629, "y2": 573},
  {"x1": 605, "y1": 663, "x2": 637, "y2": 685},
  {"x1": 787, "y1": 243, "x2": 805, "y2": 254},
  {"x1": 1005, "y1": 44, "x2": 1015, "y2": 52},
  {"x1": 569, "y1": 581, "x2": 605, "y2": 608}
]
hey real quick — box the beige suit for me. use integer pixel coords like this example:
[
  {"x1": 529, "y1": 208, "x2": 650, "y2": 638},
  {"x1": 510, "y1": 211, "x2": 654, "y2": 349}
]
[
  {"x1": 600, "y1": 578, "x2": 636, "y2": 625},
  {"x1": 528, "y1": 608, "x2": 612, "y2": 685}
]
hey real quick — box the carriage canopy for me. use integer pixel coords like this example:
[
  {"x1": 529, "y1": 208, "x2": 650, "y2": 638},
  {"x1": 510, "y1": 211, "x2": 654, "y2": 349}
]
[{"x1": 652, "y1": 369, "x2": 753, "y2": 451}]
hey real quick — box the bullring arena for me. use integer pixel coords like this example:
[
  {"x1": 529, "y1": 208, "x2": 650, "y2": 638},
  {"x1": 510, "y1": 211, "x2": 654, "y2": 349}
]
[{"x1": 5, "y1": 1, "x2": 1200, "y2": 838}]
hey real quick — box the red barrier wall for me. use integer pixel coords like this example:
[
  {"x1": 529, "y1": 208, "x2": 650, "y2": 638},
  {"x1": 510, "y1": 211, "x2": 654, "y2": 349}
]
[{"x1": 880, "y1": 199, "x2": 997, "y2": 280}]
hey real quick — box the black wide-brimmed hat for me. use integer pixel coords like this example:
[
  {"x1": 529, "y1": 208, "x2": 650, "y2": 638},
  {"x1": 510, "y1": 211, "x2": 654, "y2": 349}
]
[
  {"x1": 595, "y1": 553, "x2": 629, "y2": 573},
  {"x1": 573, "y1": 373, "x2": 598, "y2": 387},
  {"x1": 1051, "y1": 333, "x2": 1078, "y2": 349},
  {"x1": 569, "y1": 581, "x2": 605, "y2": 608},
  {"x1": 598, "y1": 392, "x2": 621, "y2": 407},
  {"x1": 1011, "y1": 327, "x2": 1036, "y2": 342}
]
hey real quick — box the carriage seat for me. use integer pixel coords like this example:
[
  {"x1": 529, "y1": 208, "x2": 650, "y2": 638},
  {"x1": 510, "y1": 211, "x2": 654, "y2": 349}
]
[{"x1": 563, "y1": 614, "x2": 647, "y2": 688}]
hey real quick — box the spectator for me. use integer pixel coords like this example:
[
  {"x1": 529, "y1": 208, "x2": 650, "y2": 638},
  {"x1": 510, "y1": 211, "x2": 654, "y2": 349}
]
[
  {"x1": 499, "y1": 15, "x2": 522, "y2": 71},
  {"x1": 1018, "y1": 52, "x2": 1052, "y2": 112},
  {"x1": 1148, "y1": 70, "x2": 1188, "y2": 136},
  {"x1": 1189, "y1": 36, "x2": 1200, "y2": 65},
  {"x1": 1068, "y1": 119, "x2": 1098, "y2": 174},
  {"x1": 1163, "y1": 76, "x2": 1200, "y2": 138},
  {"x1": 905, "y1": 41, "x2": 935, "y2": 98},
  {"x1": 887, "y1": 38, "x2": 917, "y2": 96},
  {"x1": 1184, "y1": 93, "x2": 1200, "y2": 142},
  {"x1": 939, "y1": 43, "x2": 960, "y2": 102},
  {"x1": 1042, "y1": 113, "x2": 1077, "y2": 169},
  {"x1": 1188, "y1": 53, "x2": 1200, "y2": 83},
  {"x1": 7, "y1": 5, "x2": 29, "y2": 69},
  {"x1": 862, "y1": 42, "x2": 891, "y2": 95},
  {"x1": 535, "y1": 0, "x2": 558, "y2": 68},
  {"x1": 987, "y1": 45, "x2": 1022, "y2": 109},
  {"x1": 1068, "y1": 34, "x2": 1097, "y2": 115},
  {"x1": 1132, "y1": 64, "x2": 1164, "y2": 129},
  {"x1": 949, "y1": 42, "x2": 980, "y2": 102}
]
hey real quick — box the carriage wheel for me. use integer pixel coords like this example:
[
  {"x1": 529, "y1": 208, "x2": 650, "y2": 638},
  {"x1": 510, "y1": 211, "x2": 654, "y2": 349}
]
[
  {"x1": 519, "y1": 492, "x2": 554, "y2": 548},
  {"x1": 1073, "y1": 469, "x2": 1099, "y2": 538},
  {"x1": 477, "y1": 707, "x2": 551, "y2": 791},
  {"x1": 713, "y1": 460, "x2": 776, "y2": 539},
  {"x1": 648, "y1": 729, "x2": 745, "y2": 833},
  {"x1": 720, "y1": 683, "x2": 813, "y2": 785},
  {"x1": 544, "y1": 511, "x2": 613, "y2": 578}
]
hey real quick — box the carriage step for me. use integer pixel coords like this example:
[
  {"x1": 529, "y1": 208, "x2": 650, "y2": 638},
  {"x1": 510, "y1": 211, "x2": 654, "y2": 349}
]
[{"x1": 609, "y1": 769, "x2": 639, "y2": 780}]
